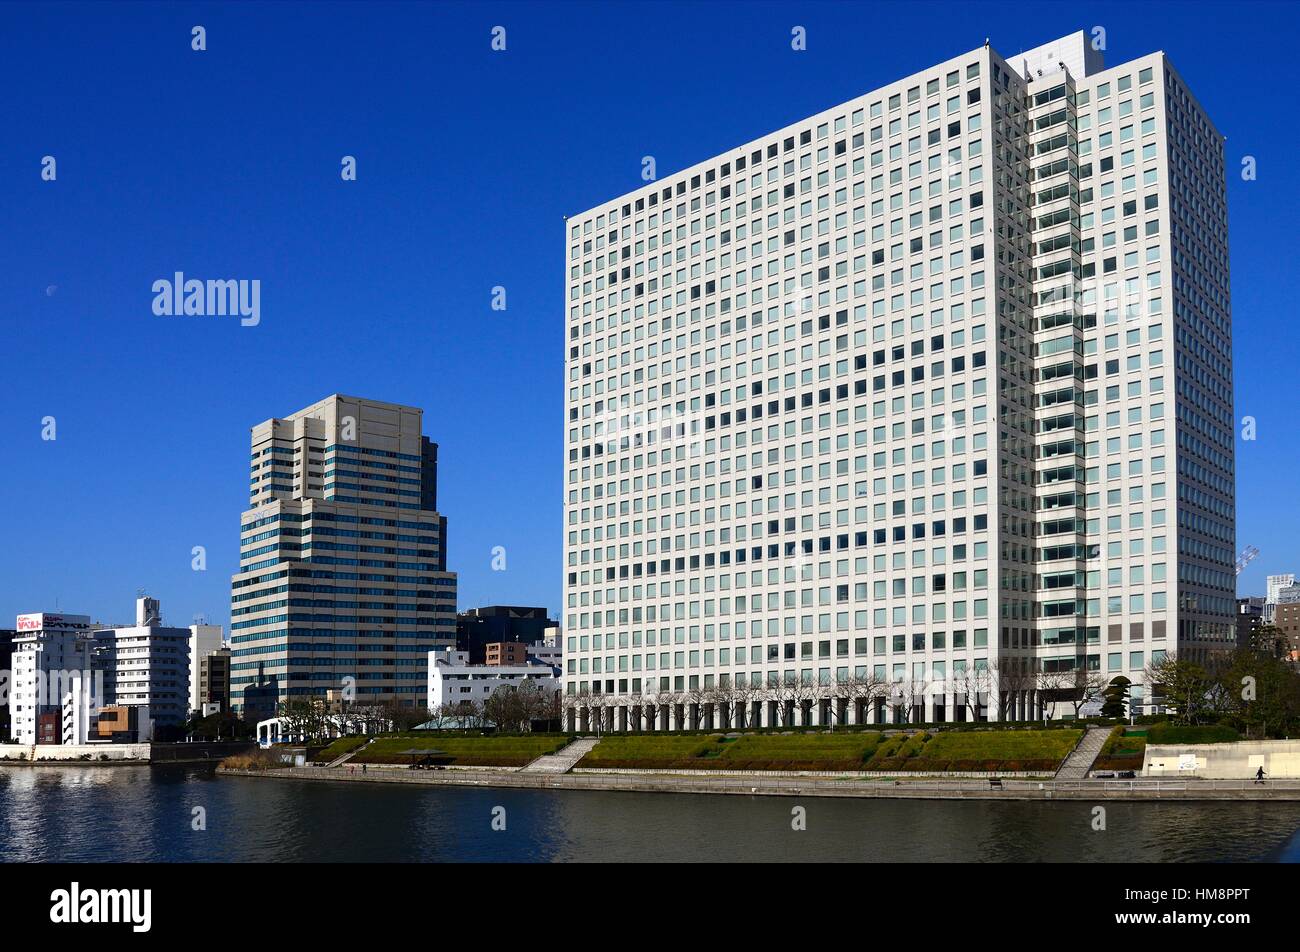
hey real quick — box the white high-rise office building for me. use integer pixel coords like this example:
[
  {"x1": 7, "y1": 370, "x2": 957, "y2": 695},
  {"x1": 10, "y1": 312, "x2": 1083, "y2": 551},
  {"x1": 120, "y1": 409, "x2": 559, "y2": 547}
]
[{"x1": 561, "y1": 31, "x2": 1234, "y2": 731}]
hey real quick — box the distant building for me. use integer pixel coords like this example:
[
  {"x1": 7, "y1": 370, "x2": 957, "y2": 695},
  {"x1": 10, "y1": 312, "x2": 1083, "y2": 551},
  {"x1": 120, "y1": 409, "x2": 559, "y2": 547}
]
[
  {"x1": 1272, "y1": 603, "x2": 1300, "y2": 662},
  {"x1": 96, "y1": 705, "x2": 151, "y2": 742},
  {"x1": 427, "y1": 648, "x2": 559, "y2": 712},
  {"x1": 0, "y1": 630, "x2": 14, "y2": 740},
  {"x1": 526, "y1": 639, "x2": 562, "y2": 674},
  {"x1": 241, "y1": 663, "x2": 279, "y2": 724},
  {"x1": 228, "y1": 395, "x2": 457, "y2": 712},
  {"x1": 485, "y1": 642, "x2": 527, "y2": 666},
  {"x1": 1236, "y1": 597, "x2": 1265, "y2": 649},
  {"x1": 93, "y1": 596, "x2": 191, "y2": 730},
  {"x1": 188, "y1": 623, "x2": 224, "y2": 714},
  {"x1": 1265, "y1": 574, "x2": 1296, "y2": 623},
  {"x1": 10, "y1": 613, "x2": 97, "y2": 745},
  {"x1": 456, "y1": 606, "x2": 556, "y2": 663},
  {"x1": 198, "y1": 648, "x2": 232, "y2": 714}
]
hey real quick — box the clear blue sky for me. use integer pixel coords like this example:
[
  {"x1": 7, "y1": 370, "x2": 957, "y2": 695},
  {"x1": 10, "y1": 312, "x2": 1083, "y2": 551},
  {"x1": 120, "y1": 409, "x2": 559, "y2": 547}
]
[{"x1": 1, "y1": 0, "x2": 1296, "y2": 630}]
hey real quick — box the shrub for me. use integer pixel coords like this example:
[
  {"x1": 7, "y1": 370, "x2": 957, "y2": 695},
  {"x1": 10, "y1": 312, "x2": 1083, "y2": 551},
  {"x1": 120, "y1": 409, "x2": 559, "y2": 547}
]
[{"x1": 220, "y1": 750, "x2": 288, "y2": 770}]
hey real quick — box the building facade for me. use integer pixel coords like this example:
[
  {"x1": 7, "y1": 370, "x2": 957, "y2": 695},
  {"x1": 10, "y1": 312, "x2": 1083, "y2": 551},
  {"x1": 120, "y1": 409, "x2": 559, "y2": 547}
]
[
  {"x1": 188, "y1": 623, "x2": 224, "y2": 714},
  {"x1": 427, "y1": 648, "x2": 559, "y2": 712},
  {"x1": 1265, "y1": 573, "x2": 1296, "y2": 623},
  {"x1": 456, "y1": 605, "x2": 556, "y2": 663},
  {"x1": 0, "y1": 629, "x2": 14, "y2": 741},
  {"x1": 1272, "y1": 602, "x2": 1300, "y2": 663},
  {"x1": 229, "y1": 395, "x2": 457, "y2": 712},
  {"x1": 94, "y1": 597, "x2": 191, "y2": 730},
  {"x1": 485, "y1": 641, "x2": 528, "y2": 665},
  {"x1": 1236, "y1": 596, "x2": 1264, "y2": 650},
  {"x1": 9, "y1": 613, "x2": 96, "y2": 745},
  {"x1": 198, "y1": 648, "x2": 232, "y2": 714},
  {"x1": 561, "y1": 30, "x2": 1234, "y2": 730}
]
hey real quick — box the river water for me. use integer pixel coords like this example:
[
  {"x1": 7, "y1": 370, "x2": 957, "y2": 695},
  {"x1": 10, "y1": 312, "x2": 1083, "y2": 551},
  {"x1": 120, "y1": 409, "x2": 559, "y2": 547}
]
[{"x1": 1, "y1": 765, "x2": 1297, "y2": 862}]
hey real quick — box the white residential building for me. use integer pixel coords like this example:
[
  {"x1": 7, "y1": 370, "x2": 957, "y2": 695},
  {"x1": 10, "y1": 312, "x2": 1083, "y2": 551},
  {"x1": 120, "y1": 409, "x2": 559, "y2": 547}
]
[
  {"x1": 427, "y1": 648, "x2": 559, "y2": 711},
  {"x1": 562, "y1": 30, "x2": 1234, "y2": 731},
  {"x1": 1264, "y1": 574, "x2": 1295, "y2": 623},
  {"x1": 94, "y1": 597, "x2": 191, "y2": 729},
  {"x1": 9, "y1": 612, "x2": 98, "y2": 745},
  {"x1": 527, "y1": 640, "x2": 563, "y2": 673},
  {"x1": 188, "y1": 623, "x2": 225, "y2": 713}
]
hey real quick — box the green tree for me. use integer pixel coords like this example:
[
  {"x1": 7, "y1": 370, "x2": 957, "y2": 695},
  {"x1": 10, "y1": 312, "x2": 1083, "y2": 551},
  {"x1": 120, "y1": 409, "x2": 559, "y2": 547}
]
[
  {"x1": 1217, "y1": 649, "x2": 1300, "y2": 739},
  {"x1": 186, "y1": 710, "x2": 253, "y2": 740},
  {"x1": 1101, "y1": 676, "x2": 1131, "y2": 719},
  {"x1": 1249, "y1": 625, "x2": 1291, "y2": 660},
  {"x1": 1144, "y1": 656, "x2": 1211, "y2": 725}
]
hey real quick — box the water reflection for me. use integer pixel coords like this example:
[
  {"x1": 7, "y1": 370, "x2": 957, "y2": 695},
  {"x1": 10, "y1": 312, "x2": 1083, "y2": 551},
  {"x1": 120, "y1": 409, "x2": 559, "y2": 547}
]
[{"x1": 0, "y1": 766, "x2": 1296, "y2": 863}]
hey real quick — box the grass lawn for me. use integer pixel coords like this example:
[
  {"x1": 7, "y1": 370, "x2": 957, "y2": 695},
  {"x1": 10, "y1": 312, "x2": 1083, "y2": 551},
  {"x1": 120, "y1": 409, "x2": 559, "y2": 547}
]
[
  {"x1": 581, "y1": 732, "x2": 894, "y2": 771},
  {"x1": 1093, "y1": 726, "x2": 1147, "y2": 771},
  {"x1": 717, "y1": 733, "x2": 885, "y2": 770},
  {"x1": 350, "y1": 734, "x2": 572, "y2": 767},
  {"x1": 578, "y1": 727, "x2": 1081, "y2": 773},
  {"x1": 312, "y1": 735, "x2": 369, "y2": 763},
  {"x1": 920, "y1": 728, "x2": 1080, "y2": 762},
  {"x1": 581, "y1": 734, "x2": 721, "y2": 769}
]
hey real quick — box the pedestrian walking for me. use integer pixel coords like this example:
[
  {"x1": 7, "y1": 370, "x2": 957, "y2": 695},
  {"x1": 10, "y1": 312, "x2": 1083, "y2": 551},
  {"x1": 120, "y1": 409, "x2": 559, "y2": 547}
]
[{"x1": 1255, "y1": 765, "x2": 1266, "y2": 785}]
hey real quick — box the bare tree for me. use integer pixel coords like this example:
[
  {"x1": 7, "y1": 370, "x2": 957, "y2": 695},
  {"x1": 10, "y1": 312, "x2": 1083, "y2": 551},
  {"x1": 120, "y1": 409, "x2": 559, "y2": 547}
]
[
  {"x1": 992, "y1": 659, "x2": 1037, "y2": 721},
  {"x1": 954, "y1": 663, "x2": 993, "y2": 722},
  {"x1": 681, "y1": 683, "x2": 708, "y2": 731},
  {"x1": 560, "y1": 692, "x2": 583, "y2": 731},
  {"x1": 837, "y1": 671, "x2": 888, "y2": 726},
  {"x1": 730, "y1": 678, "x2": 758, "y2": 729},
  {"x1": 483, "y1": 681, "x2": 552, "y2": 732},
  {"x1": 705, "y1": 682, "x2": 734, "y2": 730},
  {"x1": 654, "y1": 689, "x2": 682, "y2": 731},
  {"x1": 891, "y1": 677, "x2": 930, "y2": 725},
  {"x1": 781, "y1": 678, "x2": 809, "y2": 728},
  {"x1": 1055, "y1": 665, "x2": 1106, "y2": 720},
  {"x1": 275, "y1": 698, "x2": 328, "y2": 744},
  {"x1": 1033, "y1": 667, "x2": 1069, "y2": 721}
]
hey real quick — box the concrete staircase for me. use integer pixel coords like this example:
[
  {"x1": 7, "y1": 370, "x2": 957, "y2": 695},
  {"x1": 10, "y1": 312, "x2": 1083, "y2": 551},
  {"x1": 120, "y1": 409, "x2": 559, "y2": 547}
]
[
  {"x1": 1055, "y1": 726, "x2": 1111, "y2": 780},
  {"x1": 326, "y1": 738, "x2": 373, "y2": 768},
  {"x1": 521, "y1": 737, "x2": 601, "y2": 774}
]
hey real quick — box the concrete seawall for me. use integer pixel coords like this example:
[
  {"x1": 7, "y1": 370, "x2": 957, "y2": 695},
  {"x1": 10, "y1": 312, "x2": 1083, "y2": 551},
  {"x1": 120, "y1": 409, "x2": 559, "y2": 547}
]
[
  {"x1": 0, "y1": 742, "x2": 151, "y2": 763},
  {"x1": 0, "y1": 740, "x2": 256, "y2": 765},
  {"x1": 1145, "y1": 739, "x2": 1300, "y2": 779},
  {"x1": 219, "y1": 765, "x2": 1300, "y2": 800}
]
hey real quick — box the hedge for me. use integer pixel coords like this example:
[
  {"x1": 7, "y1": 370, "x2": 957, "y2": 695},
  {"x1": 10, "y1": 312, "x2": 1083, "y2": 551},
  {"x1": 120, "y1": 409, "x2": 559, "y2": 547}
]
[{"x1": 1146, "y1": 723, "x2": 1241, "y2": 745}]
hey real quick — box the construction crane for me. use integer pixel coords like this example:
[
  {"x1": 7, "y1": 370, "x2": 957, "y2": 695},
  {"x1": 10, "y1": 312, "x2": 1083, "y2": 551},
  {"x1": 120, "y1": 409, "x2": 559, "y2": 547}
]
[{"x1": 1235, "y1": 545, "x2": 1259, "y2": 576}]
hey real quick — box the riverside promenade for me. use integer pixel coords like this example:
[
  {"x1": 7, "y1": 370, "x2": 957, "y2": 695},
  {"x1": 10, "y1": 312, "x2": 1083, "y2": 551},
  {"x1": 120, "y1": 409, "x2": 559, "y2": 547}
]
[{"x1": 218, "y1": 764, "x2": 1300, "y2": 800}]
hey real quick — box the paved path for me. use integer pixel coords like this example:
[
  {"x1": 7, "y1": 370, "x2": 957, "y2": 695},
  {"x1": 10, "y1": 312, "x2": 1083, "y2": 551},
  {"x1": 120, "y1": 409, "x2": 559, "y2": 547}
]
[
  {"x1": 1055, "y1": 726, "x2": 1112, "y2": 780},
  {"x1": 220, "y1": 765, "x2": 1300, "y2": 800},
  {"x1": 520, "y1": 737, "x2": 600, "y2": 774}
]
